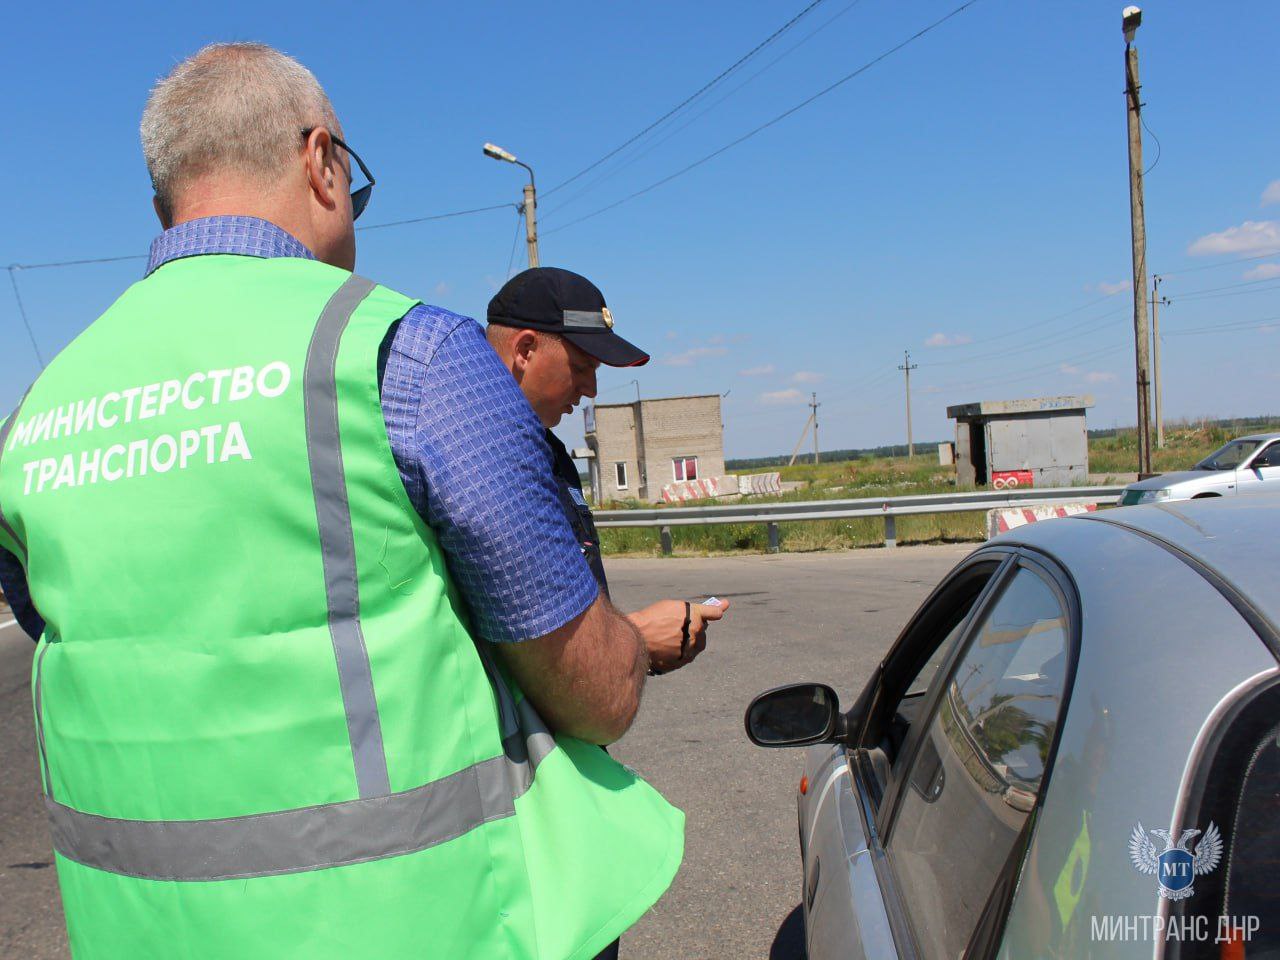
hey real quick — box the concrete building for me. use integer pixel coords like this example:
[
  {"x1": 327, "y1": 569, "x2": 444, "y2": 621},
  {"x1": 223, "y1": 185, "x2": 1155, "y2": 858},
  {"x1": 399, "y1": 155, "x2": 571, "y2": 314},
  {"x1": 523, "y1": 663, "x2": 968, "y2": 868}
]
[
  {"x1": 947, "y1": 395, "x2": 1093, "y2": 488},
  {"x1": 583, "y1": 394, "x2": 725, "y2": 502}
]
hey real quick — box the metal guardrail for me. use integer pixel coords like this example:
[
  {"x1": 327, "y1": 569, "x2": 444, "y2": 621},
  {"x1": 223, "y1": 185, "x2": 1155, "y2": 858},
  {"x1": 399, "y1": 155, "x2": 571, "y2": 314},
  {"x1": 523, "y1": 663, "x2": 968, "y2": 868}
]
[{"x1": 594, "y1": 485, "x2": 1124, "y2": 553}]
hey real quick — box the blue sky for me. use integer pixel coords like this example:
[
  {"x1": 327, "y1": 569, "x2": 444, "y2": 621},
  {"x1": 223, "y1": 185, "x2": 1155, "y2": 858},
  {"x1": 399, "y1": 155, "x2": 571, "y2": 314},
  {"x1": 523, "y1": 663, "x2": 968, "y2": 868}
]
[{"x1": 3, "y1": 0, "x2": 1278, "y2": 459}]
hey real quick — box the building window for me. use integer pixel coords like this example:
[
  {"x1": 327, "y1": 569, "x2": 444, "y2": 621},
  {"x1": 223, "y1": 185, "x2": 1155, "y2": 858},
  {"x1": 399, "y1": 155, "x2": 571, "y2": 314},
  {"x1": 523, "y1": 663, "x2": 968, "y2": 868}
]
[
  {"x1": 673, "y1": 456, "x2": 699, "y2": 482},
  {"x1": 615, "y1": 462, "x2": 628, "y2": 490}
]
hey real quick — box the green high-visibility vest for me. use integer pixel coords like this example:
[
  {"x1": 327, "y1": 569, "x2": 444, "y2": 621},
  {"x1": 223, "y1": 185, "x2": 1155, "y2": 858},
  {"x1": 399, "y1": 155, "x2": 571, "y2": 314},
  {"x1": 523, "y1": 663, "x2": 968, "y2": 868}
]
[{"x1": 0, "y1": 255, "x2": 683, "y2": 960}]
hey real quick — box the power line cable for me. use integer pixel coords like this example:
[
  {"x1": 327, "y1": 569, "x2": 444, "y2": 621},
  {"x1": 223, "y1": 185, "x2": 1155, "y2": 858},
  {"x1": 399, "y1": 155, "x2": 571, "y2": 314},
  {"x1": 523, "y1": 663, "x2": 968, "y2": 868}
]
[
  {"x1": 918, "y1": 305, "x2": 1129, "y2": 368},
  {"x1": 1164, "y1": 315, "x2": 1280, "y2": 337},
  {"x1": 4, "y1": 203, "x2": 513, "y2": 273},
  {"x1": 1171, "y1": 282, "x2": 1280, "y2": 304},
  {"x1": 10, "y1": 254, "x2": 146, "y2": 271},
  {"x1": 505, "y1": 207, "x2": 525, "y2": 279},
  {"x1": 1140, "y1": 114, "x2": 1161, "y2": 177},
  {"x1": 543, "y1": 0, "x2": 868, "y2": 217},
  {"x1": 8, "y1": 266, "x2": 47, "y2": 368},
  {"x1": 356, "y1": 202, "x2": 516, "y2": 232},
  {"x1": 544, "y1": 0, "x2": 983, "y2": 236},
  {"x1": 1155, "y1": 249, "x2": 1280, "y2": 279},
  {"x1": 542, "y1": 0, "x2": 831, "y2": 199}
]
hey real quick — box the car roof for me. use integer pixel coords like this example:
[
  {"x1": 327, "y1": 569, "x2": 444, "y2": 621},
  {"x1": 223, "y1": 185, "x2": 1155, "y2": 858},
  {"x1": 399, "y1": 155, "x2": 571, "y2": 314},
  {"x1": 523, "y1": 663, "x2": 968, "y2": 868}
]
[
  {"x1": 994, "y1": 494, "x2": 1280, "y2": 638},
  {"x1": 1232, "y1": 432, "x2": 1280, "y2": 442}
]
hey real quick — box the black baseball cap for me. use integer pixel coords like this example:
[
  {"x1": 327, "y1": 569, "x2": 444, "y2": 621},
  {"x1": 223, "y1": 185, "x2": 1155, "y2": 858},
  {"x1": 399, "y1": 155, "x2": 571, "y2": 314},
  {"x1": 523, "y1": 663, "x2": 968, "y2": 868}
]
[{"x1": 487, "y1": 267, "x2": 649, "y2": 368}]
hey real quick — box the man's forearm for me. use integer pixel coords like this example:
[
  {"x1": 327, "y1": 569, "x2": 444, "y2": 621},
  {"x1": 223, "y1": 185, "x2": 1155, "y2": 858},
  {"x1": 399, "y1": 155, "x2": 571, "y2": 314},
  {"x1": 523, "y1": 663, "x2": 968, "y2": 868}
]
[{"x1": 492, "y1": 594, "x2": 647, "y2": 745}]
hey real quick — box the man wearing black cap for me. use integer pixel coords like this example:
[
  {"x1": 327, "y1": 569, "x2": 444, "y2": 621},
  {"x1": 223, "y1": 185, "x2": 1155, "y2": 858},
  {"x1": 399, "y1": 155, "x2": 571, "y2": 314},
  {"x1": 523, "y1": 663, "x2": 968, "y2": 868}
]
[{"x1": 486, "y1": 268, "x2": 729, "y2": 677}]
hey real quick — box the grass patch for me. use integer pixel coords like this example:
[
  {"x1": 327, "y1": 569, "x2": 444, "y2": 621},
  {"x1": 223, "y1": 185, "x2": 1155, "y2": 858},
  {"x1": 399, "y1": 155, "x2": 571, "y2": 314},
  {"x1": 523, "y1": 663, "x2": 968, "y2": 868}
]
[{"x1": 1090, "y1": 419, "x2": 1280, "y2": 474}]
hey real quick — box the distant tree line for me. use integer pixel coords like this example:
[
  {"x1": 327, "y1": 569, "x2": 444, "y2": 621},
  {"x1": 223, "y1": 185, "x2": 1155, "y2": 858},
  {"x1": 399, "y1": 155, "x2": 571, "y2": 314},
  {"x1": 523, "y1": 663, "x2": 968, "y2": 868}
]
[
  {"x1": 727, "y1": 441, "x2": 944, "y2": 471},
  {"x1": 727, "y1": 415, "x2": 1280, "y2": 472}
]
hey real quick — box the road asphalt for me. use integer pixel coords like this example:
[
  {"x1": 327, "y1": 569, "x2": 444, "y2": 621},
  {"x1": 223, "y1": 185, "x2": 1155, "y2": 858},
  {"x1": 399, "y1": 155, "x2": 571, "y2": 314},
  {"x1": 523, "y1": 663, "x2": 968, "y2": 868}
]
[{"x1": 0, "y1": 543, "x2": 972, "y2": 959}]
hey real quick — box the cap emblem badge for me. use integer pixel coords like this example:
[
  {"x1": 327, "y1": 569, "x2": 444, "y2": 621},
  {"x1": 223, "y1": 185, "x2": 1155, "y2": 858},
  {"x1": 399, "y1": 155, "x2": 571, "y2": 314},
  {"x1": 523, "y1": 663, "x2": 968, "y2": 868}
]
[{"x1": 601, "y1": 307, "x2": 614, "y2": 329}]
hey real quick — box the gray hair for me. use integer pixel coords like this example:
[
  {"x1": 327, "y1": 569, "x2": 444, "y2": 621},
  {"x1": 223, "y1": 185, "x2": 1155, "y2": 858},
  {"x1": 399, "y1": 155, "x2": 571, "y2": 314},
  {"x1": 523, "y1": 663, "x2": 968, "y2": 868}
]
[{"x1": 141, "y1": 42, "x2": 339, "y2": 218}]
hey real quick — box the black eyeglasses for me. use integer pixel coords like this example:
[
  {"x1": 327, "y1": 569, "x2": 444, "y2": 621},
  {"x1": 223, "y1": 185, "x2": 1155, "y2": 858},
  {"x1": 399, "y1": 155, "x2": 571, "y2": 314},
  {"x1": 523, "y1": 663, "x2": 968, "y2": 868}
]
[{"x1": 302, "y1": 128, "x2": 375, "y2": 220}]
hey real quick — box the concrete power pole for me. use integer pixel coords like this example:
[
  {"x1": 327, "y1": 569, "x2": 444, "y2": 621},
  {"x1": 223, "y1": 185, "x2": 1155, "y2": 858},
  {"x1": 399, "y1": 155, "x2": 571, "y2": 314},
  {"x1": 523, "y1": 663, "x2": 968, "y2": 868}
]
[
  {"x1": 1151, "y1": 275, "x2": 1170, "y2": 449},
  {"x1": 1123, "y1": 7, "x2": 1153, "y2": 475},
  {"x1": 810, "y1": 393, "x2": 821, "y2": 464},
  {"x1": 898, "y1": 350, "x2": 918, "y2": 458},
  {"x1": 523, "y1": 183, "x2": 540, "y2": 268}
]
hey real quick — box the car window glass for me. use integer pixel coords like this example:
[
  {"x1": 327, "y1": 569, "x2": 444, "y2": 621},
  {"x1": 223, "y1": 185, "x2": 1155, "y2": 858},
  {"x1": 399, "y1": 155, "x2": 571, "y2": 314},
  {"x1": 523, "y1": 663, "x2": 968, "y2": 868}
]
[
  {"x1": 881, "y1": 570, "x2": 994, "y2": 771},
  {"x1": 1196, "y1": 439, "x2": 1261, "y2": 470},
  {"x1": 890, "y1": 566, "x2": 1069, "y2": 960},
  {"x1": 1254, "y1": 444, "x2": 1279, "y2": 468}
]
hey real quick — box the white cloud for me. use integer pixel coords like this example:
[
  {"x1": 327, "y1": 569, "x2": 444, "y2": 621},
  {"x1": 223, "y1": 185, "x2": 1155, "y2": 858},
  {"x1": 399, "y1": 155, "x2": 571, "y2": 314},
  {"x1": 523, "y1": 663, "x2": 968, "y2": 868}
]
[
  {"x1": 739, "y1": 365, "x2": 775, "y2": 377},
  {"x1": 759, "y1": 389, "x2": 803, "y2": 405},
  {"x1": 661, "y1": 346, "x2": 729, "y2": 367},
  {"x1": 706, "y1": 334, "x2": 727, "y2": 345},
  {"x1": 433, "y1": 281, "x2": 451, "y2": 297},
  {"x1": 1085, "y1": 371, "x2": 1117, "y2": 383},
  {"x1": 1059, "y1": 363, "x2": 1081, "y2": 375},
  {"x1": 1092, "y1": 280, "x2": 1132, "y2": 296},
  {"x1": 1188, "y1": 220, "x2": 1280, "y2": 256},
  {"x1": 665, "y1": 331, "x2": 679, "y2": 341},
  {"x1": 1243, "y1": 262, "x2": 1280, "y2": 281},
  {"x1": 792, "y1": 371, "x2": 825, "y2": 383},
  {"x1": 1262, "y1": 181, "x2": 1280, "y2": 207},
  {"x1": 924, "y1": 332, "x2": 973, "y2": 348}
]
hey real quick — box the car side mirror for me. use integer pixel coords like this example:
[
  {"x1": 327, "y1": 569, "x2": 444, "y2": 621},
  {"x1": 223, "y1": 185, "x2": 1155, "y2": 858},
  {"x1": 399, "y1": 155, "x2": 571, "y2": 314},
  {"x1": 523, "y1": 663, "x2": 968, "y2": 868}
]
[{"x1": 745, "y1": 683, "x2": 845, "y2": 748}]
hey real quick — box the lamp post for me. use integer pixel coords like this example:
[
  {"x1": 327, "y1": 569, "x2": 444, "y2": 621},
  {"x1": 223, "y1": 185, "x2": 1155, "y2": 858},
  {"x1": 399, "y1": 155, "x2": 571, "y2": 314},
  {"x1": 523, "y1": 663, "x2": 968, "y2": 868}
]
[{"x1": 483, "y1": 143, "x2": 539, "y2": 267}]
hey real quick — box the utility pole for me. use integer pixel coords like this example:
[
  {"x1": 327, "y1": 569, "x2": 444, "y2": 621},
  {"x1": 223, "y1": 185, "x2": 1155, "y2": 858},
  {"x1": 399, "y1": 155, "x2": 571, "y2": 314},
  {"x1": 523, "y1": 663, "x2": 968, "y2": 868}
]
[
  {"x1": 898, "y1": 350, "x2": 918, "y2": 458},
  {"x1": 1122, "y1": 7, "x2": 1153, "y2": 475},
  {"x1": 810, "y1": 393, "x2": 821, "y2": 464},
  {"x1": 1150, "y1": 275, "x2": 1171, "y2": 449},
  {"x1": 787, "y1": 412, "x2": 814, "y2": 468},
  {"x1": 523, "y1": 182, "x2": 540, "y2": 268}
]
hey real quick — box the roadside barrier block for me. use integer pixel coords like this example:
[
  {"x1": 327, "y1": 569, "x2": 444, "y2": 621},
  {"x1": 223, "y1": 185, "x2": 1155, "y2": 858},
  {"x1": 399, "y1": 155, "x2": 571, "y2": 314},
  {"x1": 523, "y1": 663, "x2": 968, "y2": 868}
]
[{"x1": 987, "y1": 502, "x2": 1097, "y2": 539}]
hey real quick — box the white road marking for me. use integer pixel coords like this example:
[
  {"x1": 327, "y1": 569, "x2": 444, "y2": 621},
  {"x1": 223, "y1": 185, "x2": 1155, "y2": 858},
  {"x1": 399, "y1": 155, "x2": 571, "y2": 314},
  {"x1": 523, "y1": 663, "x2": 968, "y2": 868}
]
[{"x1": 0, "y1": 617, "x2": 20, "y2": 631}]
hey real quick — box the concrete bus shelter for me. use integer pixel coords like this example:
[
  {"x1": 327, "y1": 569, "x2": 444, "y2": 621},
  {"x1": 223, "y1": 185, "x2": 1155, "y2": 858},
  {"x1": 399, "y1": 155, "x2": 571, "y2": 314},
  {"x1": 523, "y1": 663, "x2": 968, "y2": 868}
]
[{"x1": 947, "y1": 395, "x2": 1093, "y2": 488}]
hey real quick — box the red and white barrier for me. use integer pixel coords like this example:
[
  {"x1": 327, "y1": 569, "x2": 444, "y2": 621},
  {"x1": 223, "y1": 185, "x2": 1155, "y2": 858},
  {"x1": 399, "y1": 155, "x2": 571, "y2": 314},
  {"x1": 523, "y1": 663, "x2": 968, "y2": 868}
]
[
  {"x1": 661, "y1": 477, "x2": 722, "y2": 503},
  {"x1": 987, "y1": 502, "x2": 1097, "y2": 538},
  {"x1": 738, "y1": 472, "x2": 782, "y2": 496}
]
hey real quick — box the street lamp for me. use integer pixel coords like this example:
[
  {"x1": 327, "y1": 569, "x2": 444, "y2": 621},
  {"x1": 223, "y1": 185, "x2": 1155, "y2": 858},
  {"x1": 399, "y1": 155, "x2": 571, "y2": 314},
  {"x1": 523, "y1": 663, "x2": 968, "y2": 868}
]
[
  {"x1": 483, "y1": 142, "x2": 539, "y2": 267},
  {"x1": 1122, "y1": 5, "x2": 1142, "y2": 44}
]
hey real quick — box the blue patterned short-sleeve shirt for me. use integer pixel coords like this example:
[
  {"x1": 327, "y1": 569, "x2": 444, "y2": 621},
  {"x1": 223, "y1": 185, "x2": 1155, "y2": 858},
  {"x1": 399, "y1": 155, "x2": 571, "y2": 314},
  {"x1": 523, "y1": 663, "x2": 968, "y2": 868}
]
[{"x1": 0, "y1": 216, "x2": 598, "y2": 643}]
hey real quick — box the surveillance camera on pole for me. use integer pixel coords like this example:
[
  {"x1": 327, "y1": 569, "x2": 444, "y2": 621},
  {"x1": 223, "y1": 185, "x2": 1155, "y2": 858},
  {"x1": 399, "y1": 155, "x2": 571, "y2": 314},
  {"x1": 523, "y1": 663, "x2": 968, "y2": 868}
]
[{"x1": 482, "y1": 142, "x2": 539, "y2": 267}]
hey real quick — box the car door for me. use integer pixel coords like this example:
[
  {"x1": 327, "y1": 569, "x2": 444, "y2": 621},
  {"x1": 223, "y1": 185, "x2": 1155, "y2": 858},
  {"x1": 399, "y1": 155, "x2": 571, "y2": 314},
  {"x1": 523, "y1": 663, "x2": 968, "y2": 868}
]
[
  {"x1": 1236, "y1": 440, "x2": 1280, "y2": 496},
  {"x1": 804, "y1": 552, "x2": 1011, "y2": 960},
  {"x1": 834, "y1": 553, "x2": 1077, "y2": 959}
]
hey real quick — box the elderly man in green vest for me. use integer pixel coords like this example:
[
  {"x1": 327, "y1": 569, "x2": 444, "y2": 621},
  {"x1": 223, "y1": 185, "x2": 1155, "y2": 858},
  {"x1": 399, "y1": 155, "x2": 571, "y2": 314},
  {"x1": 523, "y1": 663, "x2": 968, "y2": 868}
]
[{"x1": 0, "y1": 43, "x2": 682, "y2": 959}]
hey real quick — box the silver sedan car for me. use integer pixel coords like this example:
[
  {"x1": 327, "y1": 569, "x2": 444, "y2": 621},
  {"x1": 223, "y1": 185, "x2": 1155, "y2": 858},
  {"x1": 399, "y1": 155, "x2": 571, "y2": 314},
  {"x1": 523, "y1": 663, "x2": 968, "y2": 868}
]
[
  {"x1": 1121, "y1": 432, "x2": 1280, "y2": 505},
  {"x1": 747, "y1": 495, "x2": 1280, "y2": 959}
]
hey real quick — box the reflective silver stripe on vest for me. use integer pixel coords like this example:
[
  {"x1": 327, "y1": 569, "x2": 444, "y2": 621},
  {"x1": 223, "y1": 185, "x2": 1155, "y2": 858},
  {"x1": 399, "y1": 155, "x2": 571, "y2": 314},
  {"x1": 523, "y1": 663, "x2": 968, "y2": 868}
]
[
  {"x1": 47, "y1": 753, "x2": 519, "y2": 882},
  {"x1": 304, "y1": 275, "x2": 391, "y2": 799},
  {"x1": 33, "y1": 638, "x2": 56, "y2": 802}
]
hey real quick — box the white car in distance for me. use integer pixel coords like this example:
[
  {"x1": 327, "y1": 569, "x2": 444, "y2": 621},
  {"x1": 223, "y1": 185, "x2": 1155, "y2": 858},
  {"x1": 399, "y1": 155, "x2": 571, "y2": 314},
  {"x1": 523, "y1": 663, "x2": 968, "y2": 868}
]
[{"x1": 1120, "y1": 432, "x2": 1280, "y2": 505}]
